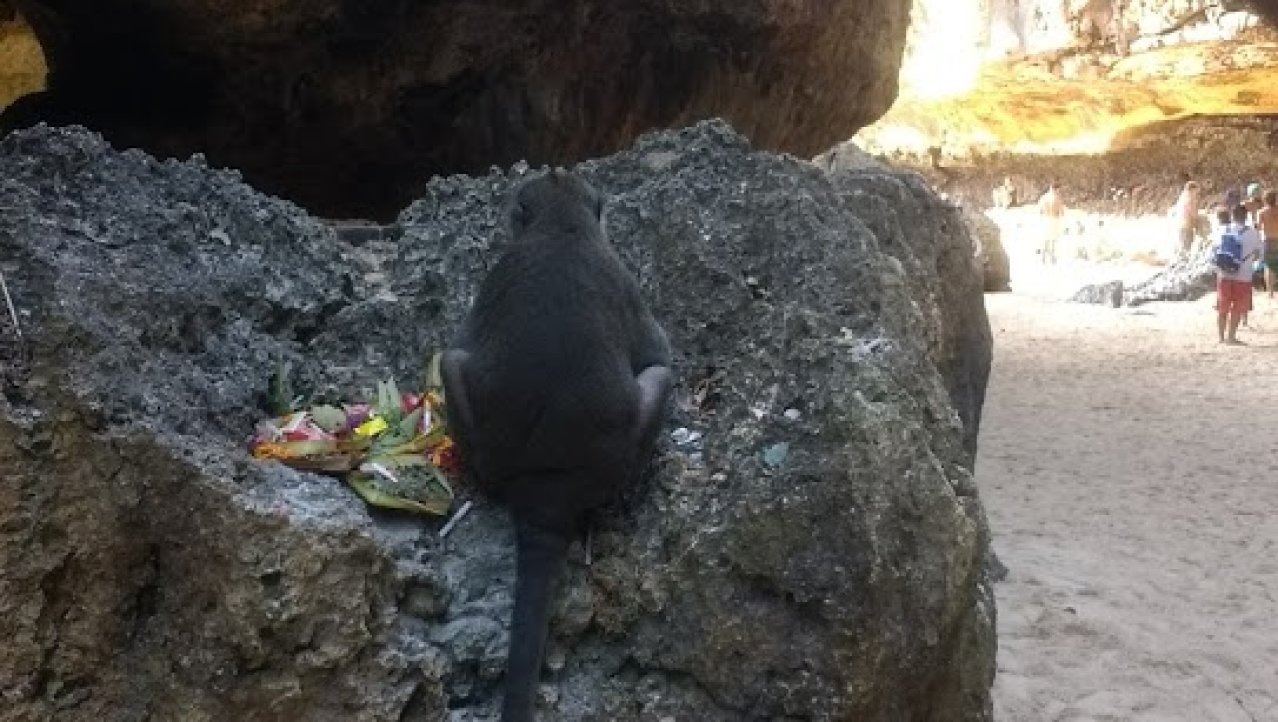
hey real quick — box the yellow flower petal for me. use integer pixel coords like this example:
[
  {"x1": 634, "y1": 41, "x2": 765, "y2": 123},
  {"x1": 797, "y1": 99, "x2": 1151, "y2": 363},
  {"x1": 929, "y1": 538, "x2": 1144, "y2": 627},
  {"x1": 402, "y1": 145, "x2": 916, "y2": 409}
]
[{"x1": 355, "y1": 415, "x2": 389, "y2": 437}]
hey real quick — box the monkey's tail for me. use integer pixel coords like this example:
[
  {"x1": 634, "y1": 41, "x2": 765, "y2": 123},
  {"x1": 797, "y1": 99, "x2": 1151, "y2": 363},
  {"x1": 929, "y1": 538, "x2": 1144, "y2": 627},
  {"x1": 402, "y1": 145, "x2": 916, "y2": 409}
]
[{"x1": 501, "y1": 518, "x2": 569, "y2": 722}]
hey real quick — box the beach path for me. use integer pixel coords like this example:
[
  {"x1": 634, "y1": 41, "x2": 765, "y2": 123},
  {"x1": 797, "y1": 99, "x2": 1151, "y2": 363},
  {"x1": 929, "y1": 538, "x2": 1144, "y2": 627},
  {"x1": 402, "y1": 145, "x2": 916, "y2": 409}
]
[{"x1": 980, "y1": 292, "x2": 1278, "y2": 722}]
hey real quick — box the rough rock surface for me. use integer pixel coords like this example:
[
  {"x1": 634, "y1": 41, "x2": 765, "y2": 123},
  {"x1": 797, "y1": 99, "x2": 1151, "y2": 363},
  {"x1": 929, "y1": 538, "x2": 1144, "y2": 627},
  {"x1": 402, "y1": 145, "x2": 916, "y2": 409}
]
[
  {"x1": 1123, "y1": 255, "x2": 1217, "y2": 306},
  {"x1": 1070, "y1": 280, "x2": 1126, "y2": 307},
  {"x1": 817, "y1": 170, "x2": 994, "y2": 468},
  {"x1": 0, "y1": 121, "x2": 995, "y2": 721},
  {"x1": 962, "y1": 209, "x2": 1012, "y2": 293},
  {"x1": 818, "y1": 140, "x2": 1013, "y2": 294},
  {"x1": 1, "y1": 0, "x2": 909, "y2": 220},
  {"x1": 897, "y1": 114, "x2": 1278, "y2": 222},
  {"x1": 1076, "y1": 252, "x2": 1256, "y2": 309}
]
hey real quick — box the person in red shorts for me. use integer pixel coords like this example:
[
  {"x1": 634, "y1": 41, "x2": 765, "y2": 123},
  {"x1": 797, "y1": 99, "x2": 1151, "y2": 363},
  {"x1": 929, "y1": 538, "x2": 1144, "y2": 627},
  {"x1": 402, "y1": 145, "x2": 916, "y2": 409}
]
[{"x1": 1214, "y1": 204, "x2": 1263, "y2": 345}]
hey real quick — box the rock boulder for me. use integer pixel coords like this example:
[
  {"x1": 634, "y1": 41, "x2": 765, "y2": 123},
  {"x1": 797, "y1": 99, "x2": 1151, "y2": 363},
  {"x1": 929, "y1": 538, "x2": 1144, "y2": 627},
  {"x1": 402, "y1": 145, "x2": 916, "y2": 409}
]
[
  {"x1": 962, "y1": 208, "x2": 1012, "y2": 293},
  {"x1": 1124, "y1": 255, "x2": 1217, "y2": 306},
  {"x1": 1, "y1": 121, "x2": 994, "y2": 721},
  {"x1": 1070, "y1": 280, "x2": 1126, "y2": 307}
]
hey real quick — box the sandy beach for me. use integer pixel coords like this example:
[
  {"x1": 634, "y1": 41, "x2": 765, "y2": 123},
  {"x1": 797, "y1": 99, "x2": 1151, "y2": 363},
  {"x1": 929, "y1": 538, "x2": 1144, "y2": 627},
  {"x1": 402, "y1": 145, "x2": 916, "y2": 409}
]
[{"x1": 978, "y1": 274, "x2": 1278, "y2": 720}]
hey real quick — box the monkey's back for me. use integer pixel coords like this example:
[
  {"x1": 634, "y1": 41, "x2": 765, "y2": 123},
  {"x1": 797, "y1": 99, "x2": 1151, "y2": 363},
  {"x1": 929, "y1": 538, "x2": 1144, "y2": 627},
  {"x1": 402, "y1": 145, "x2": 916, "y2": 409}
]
[{"x1": 462, "y1": 230, "x2": 649, "y2": 521}]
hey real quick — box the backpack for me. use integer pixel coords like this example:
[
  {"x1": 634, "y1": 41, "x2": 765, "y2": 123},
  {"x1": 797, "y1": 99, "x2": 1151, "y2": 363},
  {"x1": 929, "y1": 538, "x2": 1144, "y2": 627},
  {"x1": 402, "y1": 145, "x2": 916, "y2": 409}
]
[{"x1": 1214, "y1": 227, "x2": 1243, "y2": 273}]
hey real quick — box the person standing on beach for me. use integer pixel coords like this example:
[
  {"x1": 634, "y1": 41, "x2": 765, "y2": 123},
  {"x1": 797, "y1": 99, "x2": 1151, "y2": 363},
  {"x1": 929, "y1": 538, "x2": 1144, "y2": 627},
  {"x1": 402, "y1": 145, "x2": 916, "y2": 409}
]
[
  {"x1": 1214, "y1": 204, "x2": 1263, "y2": 345},
  {"x1": 1258, "y1": 190, "x2": 1278, "y2": 299},
  {"x1": 1224, "y1": 185, "x2": 1242, "y2": 212},
  {"x1": 1172, "y1": 181, "x2": 1202, "y2": 258},
  {"x1": 1245, "y1": 182, "x2": 1264, "y2": 225},
  {"x1": 1038, "y1": 183, "x2": 1065, "y2": 264},
  {"x1": 994, "y1": 177, "x2": 1018, "y2": 208}
]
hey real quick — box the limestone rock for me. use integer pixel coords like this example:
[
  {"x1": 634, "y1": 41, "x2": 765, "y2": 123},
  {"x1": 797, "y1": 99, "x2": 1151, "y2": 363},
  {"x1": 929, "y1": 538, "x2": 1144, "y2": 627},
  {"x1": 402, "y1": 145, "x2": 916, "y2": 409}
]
[
  {"x1": 815, "y1": 139, "x2": 891, "y2": 173},
  {"x1": 1070, "y1": 280, "x2": 1126, "y2": 307},
  {"x1": 820, "y1": 166, "x2": 994, "y2": 467},
  {"x1": 1124, "y1": 255, "x2": 1217, "y2": 305},
  {"x1": 963, "y1": 208, "x2": 1013, "y2": 293},
  {"x1": 897, "y1": 114, "x2": 1278, "y2": 224},
  {"x1": 818, "y1": 141, "x2": 1012, "y2": 293},
  {"x1": 1, "y1": 121, "x2": 994, "y2": 721}
]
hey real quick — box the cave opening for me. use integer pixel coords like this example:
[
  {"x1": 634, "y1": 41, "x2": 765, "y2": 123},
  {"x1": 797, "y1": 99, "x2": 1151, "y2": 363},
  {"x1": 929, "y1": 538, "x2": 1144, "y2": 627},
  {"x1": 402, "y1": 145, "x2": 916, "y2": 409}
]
[
  {"x1": 0, "y1": 1, "x2": 904, "y2": 224},
  {"x1": 3, "y1": 1, "x2": 361, "y2": 215},
  {"x1": 0, "y1": 1, "x2": 500, "y2": 222},
  {"x1": 1, "y1": 1, "x2": 671, "y2": 223}
]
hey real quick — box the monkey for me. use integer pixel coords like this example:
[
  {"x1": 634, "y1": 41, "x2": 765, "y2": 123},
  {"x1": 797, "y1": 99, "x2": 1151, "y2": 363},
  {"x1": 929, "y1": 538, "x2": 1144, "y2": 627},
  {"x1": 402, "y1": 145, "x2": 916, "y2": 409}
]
[{"x1": 439, "y1": 169, "x2": 674, "y2": 722}]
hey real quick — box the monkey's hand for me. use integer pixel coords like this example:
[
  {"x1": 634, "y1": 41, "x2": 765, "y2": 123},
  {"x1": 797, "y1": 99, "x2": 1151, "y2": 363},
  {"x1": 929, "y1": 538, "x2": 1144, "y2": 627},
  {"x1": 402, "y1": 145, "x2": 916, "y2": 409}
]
[{"x1": 634, "y1": 365, "x2": 674, "y2": 447}]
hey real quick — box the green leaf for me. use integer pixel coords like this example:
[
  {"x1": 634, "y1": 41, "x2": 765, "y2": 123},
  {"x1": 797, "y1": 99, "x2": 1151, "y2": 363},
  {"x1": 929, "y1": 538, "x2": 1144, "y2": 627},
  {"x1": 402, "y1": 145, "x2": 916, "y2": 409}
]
[
  {"x1": 310, "y1": 404, "x2": 348, "y2": 433},
  {"x1": 374, "y1": 378, "x2": 403, "y2": 424},
  {"x1": 367, "y1": 407, "x2": 420, "y2": 453},
  {"x1": 268, "y1": 359, "x2": 295, "y2": 416},
  {"x1": 397, "y1": 407, "x2": 423, "y2": 436},
  {"x1": 346, "y1": 475, "x2": 452, "y2": 516},
  {"x1": 424, "y1": 352, "x2": 443, "y2": 391},
  {"x1": 347, "y1": 459, "x2": 454, "y2": 516}
]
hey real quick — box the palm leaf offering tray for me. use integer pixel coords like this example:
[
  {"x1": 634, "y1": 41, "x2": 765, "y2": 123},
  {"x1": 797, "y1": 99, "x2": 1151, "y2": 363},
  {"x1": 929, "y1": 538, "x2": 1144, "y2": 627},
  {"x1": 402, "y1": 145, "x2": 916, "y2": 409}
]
[{"x1": 250, "y1": 364, "x2": 460, "y2": 516}]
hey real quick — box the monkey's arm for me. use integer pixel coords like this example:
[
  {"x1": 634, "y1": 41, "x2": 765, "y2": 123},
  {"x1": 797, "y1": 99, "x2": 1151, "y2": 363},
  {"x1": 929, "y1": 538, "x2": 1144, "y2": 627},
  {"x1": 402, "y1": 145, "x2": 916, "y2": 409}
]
[
  {"x1": 440, "y1": 349, "x2": 476, "y2": 449},
  {"x1": 633, "y1": 311, "x2": 672, "y2": 373},
  {"x1": 631, "y1": 308, "x2": 674, "y2": 448},
  {"x1": 635, "y1": 365, "x2": 673, "y2": 442}
]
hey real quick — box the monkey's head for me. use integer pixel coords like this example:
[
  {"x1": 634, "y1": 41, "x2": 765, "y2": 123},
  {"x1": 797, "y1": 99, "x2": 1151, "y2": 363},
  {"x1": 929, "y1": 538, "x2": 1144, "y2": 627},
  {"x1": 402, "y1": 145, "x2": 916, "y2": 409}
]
[{"x1": 508, "y1": 168, "x2": 606, "y2": 238}]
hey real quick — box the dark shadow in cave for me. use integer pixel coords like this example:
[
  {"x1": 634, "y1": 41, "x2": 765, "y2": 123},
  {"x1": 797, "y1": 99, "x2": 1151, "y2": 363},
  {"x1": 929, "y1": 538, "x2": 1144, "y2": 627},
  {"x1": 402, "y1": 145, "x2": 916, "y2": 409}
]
[
  {"x1": 0, "y1": 1, "x2": 763, "y2": 222},
  {"x1": 3, "y1": 2, "x2": 215, "y2": 144},
  {"x1": 1244, "y1": 0, "x2": 1278, "y2": 28}
]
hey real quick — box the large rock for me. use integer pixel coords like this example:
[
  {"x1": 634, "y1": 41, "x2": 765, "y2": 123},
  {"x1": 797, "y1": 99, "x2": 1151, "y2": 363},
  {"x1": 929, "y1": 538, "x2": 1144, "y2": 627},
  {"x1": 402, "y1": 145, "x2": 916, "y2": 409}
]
[
  {"x1": 817, "y1": 142, "x2": 1012, "y2": 293},
  {"x1": 0, "y1": 121, "x2": 995, "y2": 721},
  {"x1": 2, "y1": 0, "x2": 910, "y2": 220},
  {"x1": 1070, "y1": 280, "x2": 1126, "y2": 307},
  {"x1": 818, "y1": 166, "x2": 994, "y2": 467},
  {"x1": 816, "y1": 142, "x2": 1001, "y2": 450},
  {"x1": 1124, "y1": 254, "x2": 1217, "y2": 306},
  {"x1": 962, "y1": 208, "x2": 1012, "y2": 293}
]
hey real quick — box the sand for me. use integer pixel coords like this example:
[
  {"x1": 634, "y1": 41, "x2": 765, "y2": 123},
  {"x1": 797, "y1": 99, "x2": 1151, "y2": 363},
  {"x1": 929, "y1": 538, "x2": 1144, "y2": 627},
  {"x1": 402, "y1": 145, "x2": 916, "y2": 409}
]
[{"x1": 978, "y1": 272, "x2": 1278, "y2": 721}]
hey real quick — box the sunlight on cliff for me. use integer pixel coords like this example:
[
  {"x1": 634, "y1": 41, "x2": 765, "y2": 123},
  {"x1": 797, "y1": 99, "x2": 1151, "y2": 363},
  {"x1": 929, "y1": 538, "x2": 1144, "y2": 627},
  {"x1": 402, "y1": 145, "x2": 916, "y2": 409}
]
[
  {"x1": 865, "y1": 37, "x2": 1278, "y2": 157},
  {"x1": 862, "y1": 0, "x2": 1278, "y2": 158},
  {"x1": 899, "y1": 2, "x2": 982, "y2": 100},
  {"x1": 0, "y1": 14, "x2": 46, "y2": 110}
]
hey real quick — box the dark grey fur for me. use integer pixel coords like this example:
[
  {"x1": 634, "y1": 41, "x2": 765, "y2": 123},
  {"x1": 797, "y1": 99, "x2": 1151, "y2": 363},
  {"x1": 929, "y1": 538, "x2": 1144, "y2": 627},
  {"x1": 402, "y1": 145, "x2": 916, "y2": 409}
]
[{"x1": 440, "y1": 169, "x2": 673, "y2": 722}]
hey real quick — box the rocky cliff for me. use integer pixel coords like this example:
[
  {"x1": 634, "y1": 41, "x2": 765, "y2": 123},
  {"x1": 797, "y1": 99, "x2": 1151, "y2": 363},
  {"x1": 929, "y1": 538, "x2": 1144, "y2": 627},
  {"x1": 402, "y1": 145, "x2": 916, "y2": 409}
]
[
  {"x1": 862, "y1": 0, "x2": 1278, "y2": 157},
  {"x1": 0, "y1": 121, "x2": 995, "y2": 721},
  {"x1": 0, "y1": 0, "x2": 909, "y2": 220}
]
